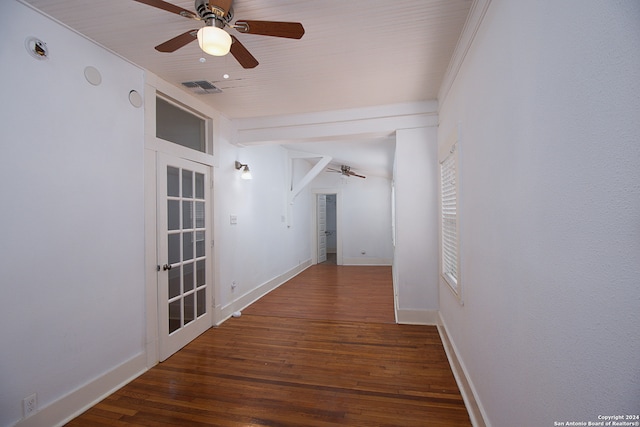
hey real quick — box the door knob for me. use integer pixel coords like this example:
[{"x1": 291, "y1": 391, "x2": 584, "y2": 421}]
[{"x1": 162, "y1": 264, "x2": 172, "y2": 271}]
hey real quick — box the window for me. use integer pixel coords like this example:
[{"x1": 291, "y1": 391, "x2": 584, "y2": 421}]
[
  {"x1": 440, "y1": 141, "x2": 460, "y2": 297},
  {"x1": 156, "y1": 97, "x2": 206, "y2": 153}
]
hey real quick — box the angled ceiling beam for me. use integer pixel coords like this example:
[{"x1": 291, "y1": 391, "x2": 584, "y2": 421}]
[
  {"x1": 289, "y1": 152, "x2": 332, "y2": 201},
  {"x1": 285, "y1": 150, "x2": 332, "y2": 227}
]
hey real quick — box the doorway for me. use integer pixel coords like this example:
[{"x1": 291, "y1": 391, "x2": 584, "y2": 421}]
[
  {"x1": 313, "y1": 190, "x2": 342, "y2": 265},
  {"x1": 324, "y1": 194, "x2": 337, "y2": 264}
]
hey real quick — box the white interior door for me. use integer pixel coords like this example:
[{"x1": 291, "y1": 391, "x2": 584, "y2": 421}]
[
  {"x1": 157, "y1": 153, "x2": 212, "y2": 361},
  {"x1": 317, "y1": 194, "x2": 327, "y2": 263}
]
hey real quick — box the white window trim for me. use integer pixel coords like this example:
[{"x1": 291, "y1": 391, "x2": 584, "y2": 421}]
[{"x1": 439, "y1": 128, "x2": 462, "y2": 304}]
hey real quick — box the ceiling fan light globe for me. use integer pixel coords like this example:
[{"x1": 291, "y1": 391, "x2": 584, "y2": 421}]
[{"x1": 197, "y1": 26, "x2": 232, "y2": 56}]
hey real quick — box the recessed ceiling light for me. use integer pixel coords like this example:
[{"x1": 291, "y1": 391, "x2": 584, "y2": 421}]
[
  {"x1": 199, "y1": 57, "x2": 206, "y2": 63},
  {"x1": 223, "y1": 74, "x2": 230, "y2": 79}
]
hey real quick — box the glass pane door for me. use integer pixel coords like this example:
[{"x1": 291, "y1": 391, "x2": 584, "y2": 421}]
[{"x1": 158, "y1": 153, "x2": 212, "y2": 361}]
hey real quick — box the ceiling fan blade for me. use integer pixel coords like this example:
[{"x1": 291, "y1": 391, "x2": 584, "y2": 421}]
[
  {"x1": 347, "y1": 171, "x2": 366, "y2": 179},
  {"x1": 229, "y1": 35, "x2": 259, "y2": 68},
  {"x1": 235, "y1": 20, "x2": 305, "y2": 39},
  {"x1": 132, "y1": 0, "x2": 197, "y2": 19},
  {"x1": 155, "y1": 30, "x2": 197, "y2": 52}
]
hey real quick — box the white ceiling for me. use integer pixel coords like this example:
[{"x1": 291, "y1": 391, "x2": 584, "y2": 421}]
[{"x1": 22, "y1": 0, "x2": 472, "y2": 177}]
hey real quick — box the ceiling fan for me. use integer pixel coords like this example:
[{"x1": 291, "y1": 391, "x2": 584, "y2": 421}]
[
  {"x1": 132, "y1": 0, "x2": 305, "y2": 68},
  {"x1": 327, "y1": 165, "x2": 366, "y2": 179}
]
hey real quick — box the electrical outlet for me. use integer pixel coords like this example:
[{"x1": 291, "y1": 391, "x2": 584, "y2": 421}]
[{"x1": 23, "y1": 393, "x2": 37, "y2": 418}]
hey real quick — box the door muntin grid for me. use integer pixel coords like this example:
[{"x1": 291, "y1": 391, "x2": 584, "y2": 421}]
[{"x1": 167, "y1": 166, "x2": 207, "y2": 334}]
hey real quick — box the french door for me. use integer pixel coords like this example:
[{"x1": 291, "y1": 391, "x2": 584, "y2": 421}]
[{"x1": 157, "y1": 153, "x2": 212, "y2": 361}]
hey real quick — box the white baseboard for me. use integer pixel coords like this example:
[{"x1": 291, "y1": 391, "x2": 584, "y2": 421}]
[
  {"x1": 395, "y1": 309, "x2": 441, "y2": 325},
  {"x1": 437, "y1": 315, "x2": 489, "y2": 427},
  {"x1": 343, "y1": 257, "x2": 392, "y2": 266},
  {"x1": 214, "y1": 259, "x2": 312, "y2": 326},
  {"x1": 15, "y1": 352, "x2": 147, "y2": 427}
]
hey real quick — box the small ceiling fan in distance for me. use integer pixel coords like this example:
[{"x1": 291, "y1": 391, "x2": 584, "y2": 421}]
[
  {"x1": 327, "y1": 165, "x2": 366, "y2": 179},
  {"x1": 133, "y1": 0, "x2": 305, "y2": 68}
]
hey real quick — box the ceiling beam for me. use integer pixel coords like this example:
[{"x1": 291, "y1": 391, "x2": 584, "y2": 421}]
[{"x1": 285, "y1": 151, "x2": 332, "y2": 228}]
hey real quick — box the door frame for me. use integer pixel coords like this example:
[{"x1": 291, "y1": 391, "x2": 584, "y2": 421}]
[
  {"x1": 143, "y1": 82, "x2": 218, "y2": 367},
  {"x1": 311, "y1": 188, "x2": 342, "y2": 265}
]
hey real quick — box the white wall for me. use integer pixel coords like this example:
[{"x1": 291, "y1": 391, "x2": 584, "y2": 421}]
[
  {"x1": 393, "y1": 127, "x2": 440, "y2": 320},
  {"x1": 0, "y1": 1, "x2": 146, "y2": 426},
  {"x1": 214, "y1": 141, "x2": 312, "y2": 318},
  {"x1": 311, "y1": 171, "x2": 394, "y2": 265},
  {"x1": 233, "y1": 103, "x2": 439, "y2": 310},
  {"x1": 438, "y1": 1, "x2": 640, "y2": 425}
]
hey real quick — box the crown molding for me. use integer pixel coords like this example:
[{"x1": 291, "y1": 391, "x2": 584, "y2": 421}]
[{"x1": 438, "y1": 0, "x2": 492, "y2": 111}]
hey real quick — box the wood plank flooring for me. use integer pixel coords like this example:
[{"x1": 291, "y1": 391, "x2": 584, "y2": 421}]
[
  {"x1": 242, "y1": 263, "x2": 397, "y2": 324},
  {"x1": 65, "y1": 264, "x2": 470, "y2": 426}
]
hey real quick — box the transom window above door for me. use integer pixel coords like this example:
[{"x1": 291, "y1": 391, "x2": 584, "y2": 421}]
[{"x1": 156, "y1": 96, "x2": 207, "y2": 153}]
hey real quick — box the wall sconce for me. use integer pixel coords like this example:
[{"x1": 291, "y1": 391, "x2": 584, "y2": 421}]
[{"x1": 235, "y1": 161, "x2": 252, "y2": 180}]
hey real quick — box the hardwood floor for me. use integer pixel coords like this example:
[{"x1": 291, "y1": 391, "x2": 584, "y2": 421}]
[
  {"x1": 242, "y1": 263, "x2": 396, "y2": 324},
  {"x1": 65, "y1": 264, "x2": 470, "y2": 426}
]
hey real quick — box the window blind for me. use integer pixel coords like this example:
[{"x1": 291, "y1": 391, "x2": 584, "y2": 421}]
[{"x1": 441, "y1": 147, "x2": 458, "y2": 291}]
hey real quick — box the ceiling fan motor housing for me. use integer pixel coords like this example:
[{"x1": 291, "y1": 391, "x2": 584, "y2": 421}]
[{"x1": 195, "y1": 0, "x2": 233, "y2": 27}]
